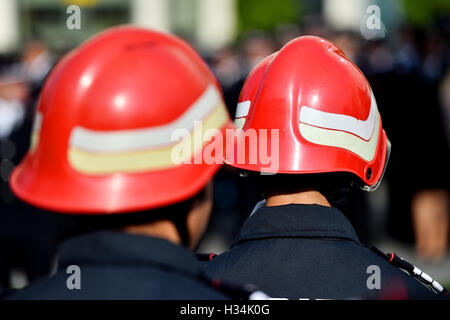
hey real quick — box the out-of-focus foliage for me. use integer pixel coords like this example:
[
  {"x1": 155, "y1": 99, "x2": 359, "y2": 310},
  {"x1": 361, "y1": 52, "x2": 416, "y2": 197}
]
[
  {"x1": 237, "y1": 0, "x2": 303, "y2": 33},
  {"x1": 402, "y1": 0, "x2": 450, "y2": 25}
]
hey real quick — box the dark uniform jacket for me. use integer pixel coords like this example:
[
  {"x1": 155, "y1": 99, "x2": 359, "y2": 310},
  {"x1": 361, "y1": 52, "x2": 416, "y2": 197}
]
[
  {"x1": 204, "y1": 204, "x2": 437, "y2": 300},
  {"x1": 7, "y1": 231, "x2": 228, "y2": 300}
]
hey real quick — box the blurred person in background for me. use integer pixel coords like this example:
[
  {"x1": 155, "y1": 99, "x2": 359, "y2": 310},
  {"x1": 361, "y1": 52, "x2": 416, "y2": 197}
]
[
  {"x1": 0, "y1": 79, "x2": 27, "y2": 140},
  {"x1": 359, "y1": 25, "x2": 450, "y2": 261},
  {"x1": 0, "y1": 40, "x2": 68, "y2": 292},
  {"x1": 411, "y1": 28, "x2": 449, "y2": 261},
  {"x1": 216, "y1": 31, "x2": 276, "y2": 117},
  {"x1": 440, "y1": 68, "x2": 450, "y2": 153}
]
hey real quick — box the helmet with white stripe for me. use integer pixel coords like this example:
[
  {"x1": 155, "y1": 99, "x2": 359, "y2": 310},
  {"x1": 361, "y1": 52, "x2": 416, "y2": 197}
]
[
  {"x1": 228, "y1": 36, "x2": 390, "y2": 191},
  {"x1": 10, "y1": 26, "x2": 232, "y2": 213}
]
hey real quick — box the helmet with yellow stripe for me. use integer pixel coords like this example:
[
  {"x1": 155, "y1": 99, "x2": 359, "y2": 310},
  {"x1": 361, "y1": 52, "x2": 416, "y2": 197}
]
[
  {"x1": 228, "y1": 36, "x2": 390, "y2": 191},
  {"x1": 10, "y1": 26, "x2": 233, "y2": 214}
]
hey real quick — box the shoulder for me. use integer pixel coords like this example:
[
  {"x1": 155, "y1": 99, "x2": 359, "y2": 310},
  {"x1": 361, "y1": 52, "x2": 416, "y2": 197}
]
[
  {"x1": 6, "y1": 265, "x2": 229, "y2": 300},
  {"x1": 353, "y1": 246, "x2": 444, "y2": 299}
]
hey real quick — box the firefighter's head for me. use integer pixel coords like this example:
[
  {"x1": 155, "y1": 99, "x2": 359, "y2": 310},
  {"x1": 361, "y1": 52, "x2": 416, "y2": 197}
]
[
  {"x1": 10, "y1": 26, "x2": 233, "y2": 248},
  {"x1": 227, "y1": 36, "x2": 390, "y2": 204}
]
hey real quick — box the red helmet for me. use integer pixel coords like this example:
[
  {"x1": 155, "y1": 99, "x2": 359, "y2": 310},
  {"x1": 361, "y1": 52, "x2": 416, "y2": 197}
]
[
  {"x1": 10, "y1": 26, "x2": 233, "y2": 214},
  {"x1": 227, "y1": 36, "x2": 390, "y2": 191}
]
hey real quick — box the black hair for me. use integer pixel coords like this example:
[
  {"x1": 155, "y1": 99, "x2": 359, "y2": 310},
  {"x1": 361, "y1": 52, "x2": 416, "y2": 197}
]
[
  {"x1": 63, "y1": 186, "x2": 210, "y2": 247},
  {"x1": 246, "y1": 171, "x2": 357, "y2": 209}
]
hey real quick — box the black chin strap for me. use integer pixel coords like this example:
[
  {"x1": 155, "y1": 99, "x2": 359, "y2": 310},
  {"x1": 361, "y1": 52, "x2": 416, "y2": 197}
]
[{"x1": 323, "y1": 186, "x2": 351, "y2": 210}]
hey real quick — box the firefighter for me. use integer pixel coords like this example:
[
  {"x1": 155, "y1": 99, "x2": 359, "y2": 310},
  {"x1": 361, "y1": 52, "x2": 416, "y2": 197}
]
[
  {"x1": 204, "y1": 36, "x2": 446, "y2": 300},
  {"x1": 6, "y1": 26, "x2": 237, "y2": 299}
]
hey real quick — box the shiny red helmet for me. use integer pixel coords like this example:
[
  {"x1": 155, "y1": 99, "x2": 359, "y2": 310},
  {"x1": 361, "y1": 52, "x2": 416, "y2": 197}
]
[
  {"x1": 10, "y1": 26, "x2": 233, "y2": 214},
  {"x1": 227, "y1": 36, "x2": 390, "y2": 191}
]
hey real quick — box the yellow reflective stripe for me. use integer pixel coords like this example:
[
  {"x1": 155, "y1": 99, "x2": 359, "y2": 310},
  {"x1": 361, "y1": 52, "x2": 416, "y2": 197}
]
[
  {"x1": 29, "y1": 112, "x2": 42, "y2": 152},
  {"x1": 299, "y1": 114, "x2": 380, "y2": 161}
]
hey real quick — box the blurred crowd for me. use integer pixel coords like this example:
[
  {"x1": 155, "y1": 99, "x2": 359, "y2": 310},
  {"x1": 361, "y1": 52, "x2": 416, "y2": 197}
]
[
  {"x1": 0, "y1": 17, "x2": 449, "y2": 290},
  {"x1": 0, "y1": 41, "x2": 72, "y2": 289}
]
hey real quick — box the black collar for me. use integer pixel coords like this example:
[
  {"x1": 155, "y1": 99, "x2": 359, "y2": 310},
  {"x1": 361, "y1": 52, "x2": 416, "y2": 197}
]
[
  {"x1": 57, "y1": 230, "x2": 202, "y2": 277},
  {"x1": 232, "y1": 204, "x2": 361, "y2": 247}
]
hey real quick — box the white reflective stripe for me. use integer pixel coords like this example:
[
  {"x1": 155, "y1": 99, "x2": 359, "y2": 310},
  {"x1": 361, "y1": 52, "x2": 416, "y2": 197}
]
[
  {"x1": 249, "y1": 291, "x2": 271, "y2": 300},
  {"x1": 432, "y1": 281, "x2": 444, "y2": 292},
  {"x1": 421, "y1": 272, "x2": 433, "y2": 283},
  {"x1": 299, "y1": 91, "x2": 378, "y2": 141},
  {"x1": 235, "y1": 100, "x2": 251, "y2": 118},
  {"x1": 413, "y1": 267, "x2": 422, "y2": 276},
  {"x1": 234, "y1": 117, "x2": 246, "y2": 129},
  {"x1": 299, "y1": 113, "x2": 380, "y2": 161},
  {"x1": 69, "y1": 85, "x2": 221, "y2": 153}
]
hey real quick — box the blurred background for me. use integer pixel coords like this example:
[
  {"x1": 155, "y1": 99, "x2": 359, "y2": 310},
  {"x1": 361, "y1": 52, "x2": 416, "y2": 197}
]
[{"x1": 0, "y1": 0, "x2": 449, "y2": 290}]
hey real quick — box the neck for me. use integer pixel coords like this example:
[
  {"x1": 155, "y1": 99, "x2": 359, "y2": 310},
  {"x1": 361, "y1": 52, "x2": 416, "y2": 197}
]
[
  {"x1": 123, "y1": 220, "x2": 181, "y2": 245},
  {"x1": 266, "y1": 189, "x2": 331, "y2": 207}
]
